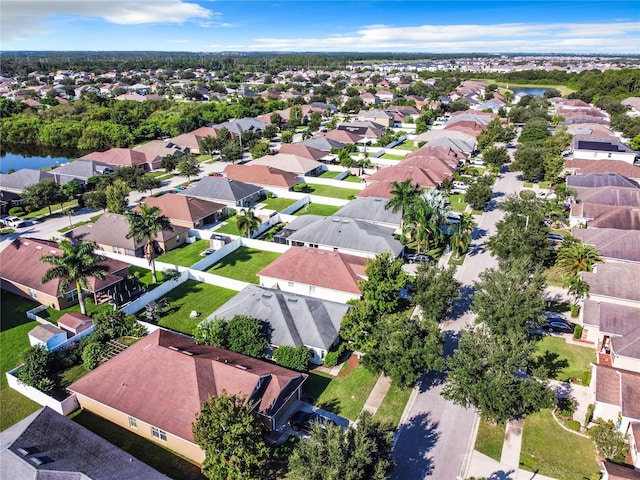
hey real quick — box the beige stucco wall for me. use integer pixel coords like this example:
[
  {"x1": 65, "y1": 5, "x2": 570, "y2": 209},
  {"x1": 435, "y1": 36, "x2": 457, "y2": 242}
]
[
  {"x1": 259, "y1": 275, "x2": 360, "y2": 304},
  {"x1": 1, "y1": 279, "x2": 69, "y2": 310},
  {"x1": 74, "y1": 393, "x2": 205, "y2": 464}
]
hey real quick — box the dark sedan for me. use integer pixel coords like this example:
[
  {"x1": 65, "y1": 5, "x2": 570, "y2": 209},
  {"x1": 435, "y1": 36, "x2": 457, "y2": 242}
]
[
  {"x1": 546, "y1": 319, "x2": 575, "y2": 334},
  {"x1": 289, "y1": 411, "x2": 336, "y2": 433}
]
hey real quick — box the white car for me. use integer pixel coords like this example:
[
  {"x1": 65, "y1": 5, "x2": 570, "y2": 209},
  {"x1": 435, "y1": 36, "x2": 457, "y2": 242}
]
[{"x1": 1, "y1": 216, "x2": 27, "y2": 228}]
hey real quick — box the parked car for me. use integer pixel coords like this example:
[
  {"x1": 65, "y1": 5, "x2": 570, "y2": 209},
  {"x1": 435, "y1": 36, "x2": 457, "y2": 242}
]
[
  {"x1": 469, "y1": 158, "x2": 485, "y2": 166},
  {"x1": 547, "y1": 233, "x2": 565, "y2": 243},
  {"x1": 289, "y1": 411, "x2": 336, "y2": 433},
  {"x1": 545, "y1": 318, "x2": 575, "y2": 334},
  {"x1": 405, "y1": 253, "x2": 433, "y2": 264},
  {"x1": 201, "y1": 248, "x2": 215, "y2": 256},
  {"x1": 1, "y1": 216, "x2": 27, "y2": 228}
]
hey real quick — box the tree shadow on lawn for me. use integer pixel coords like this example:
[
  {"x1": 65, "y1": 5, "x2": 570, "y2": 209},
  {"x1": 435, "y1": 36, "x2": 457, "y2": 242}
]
[
  {"x1": 392, "y1": 411, "x2": 440, "y2": 479},
  {"x1": 531, "y1": 350, "x2": 569, "y2": 380},
  {"x1": 208, "y1": 247, "x2": 253, "y2": 270}
]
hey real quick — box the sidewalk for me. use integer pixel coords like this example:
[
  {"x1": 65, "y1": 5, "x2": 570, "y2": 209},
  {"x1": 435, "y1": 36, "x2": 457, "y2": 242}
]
[{"x1": 362, "y1": 374, "x2": 392, "y2": 415}]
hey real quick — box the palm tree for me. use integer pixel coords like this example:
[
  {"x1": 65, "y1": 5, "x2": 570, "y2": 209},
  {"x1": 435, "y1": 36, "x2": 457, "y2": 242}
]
[
  {"x1": 385, "y1": 179, "x2": 419, "y2": 215},
  {"x1": 564, "y1": 274, "x2": 590, "y2": 304},
  {"x1": 449, "y1": 212, "x2": 475, "y2": 259},
  {"x1": 40, "y1": 239, "x2": 109, "y2": 315},
  {"x1": 236, "y1": 206, "x2": 261, "y2": 238},
  {"x1": 556, "y1": 241, "x2": 603, "y2": 279},
  {"x1": 125, "y1": 204, "x2": 173, "y2": 284}
]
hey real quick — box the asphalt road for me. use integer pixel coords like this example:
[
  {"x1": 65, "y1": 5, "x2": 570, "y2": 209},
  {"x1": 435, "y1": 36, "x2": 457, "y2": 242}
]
[{"x1": 392, "y1": 168, "x2": 524, "y2": 479}]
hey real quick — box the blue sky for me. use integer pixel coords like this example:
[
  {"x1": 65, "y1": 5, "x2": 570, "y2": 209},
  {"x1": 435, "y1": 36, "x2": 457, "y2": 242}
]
[{"x1": 2, "y1": 1, "x2": 639, "y2": 54}]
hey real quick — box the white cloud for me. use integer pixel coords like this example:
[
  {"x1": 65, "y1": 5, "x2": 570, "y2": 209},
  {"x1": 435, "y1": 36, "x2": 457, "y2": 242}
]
[
  {"x1": 1, "y1": 0, "x2": 214, "y2": 43},
  {"x1": 245, "y1": 21, "x2": 640, "y2": 53}
]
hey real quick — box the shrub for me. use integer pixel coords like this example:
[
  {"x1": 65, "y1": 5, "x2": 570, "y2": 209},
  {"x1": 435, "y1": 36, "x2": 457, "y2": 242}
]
[
  {"x1": 588, "y1": 420, "x2": 629, "y2": 462},
  {"x1": 573, "y1": 324, "x2": 583, "y2": 339},
  {"x1": 582, "y1": 370, "x2": 592, "y2": 387},
  {"x1": 161, "y1": 268, "x2": 181, "y2": 282},
  {"x1": 565, "y1": 419, "x2": 581, "y2": 431},
  {"x1": 9, "y1": 206, "x2": 24, "y2": 216},
  {"x1": 273, "y1": 346, "x2": 312, "y2": 371},
  {"x1": 570, "y1": 304, "x2": 581, "y2": 317},
  {"x1": 324, "y1": 343, "x2": 345, "y2": 367},
  {"x1": 556, "y1": 397, "x2": 576, "y2": 418},
  {"x1": 585, "y1": 403, "x2": 595, "y2": 426},
  {"x1": 82, "y1": 342, "x2": 106, "y2": 370},
  {"x1": 16, "y1": 345, "x2": 54, "y2": 393}
]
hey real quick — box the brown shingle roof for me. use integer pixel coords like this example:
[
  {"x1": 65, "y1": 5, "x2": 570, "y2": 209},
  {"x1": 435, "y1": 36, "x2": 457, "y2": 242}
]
[
  {"x1": 279, "y1": 144, "x2": 327, "y2": 161},
  {"x1": 223, "y1": 164, "x2": 300, "y2": 188},
  {"x1": 0, "y1": 238, "x2": 128, "y2": 298},
  {"x1": 574, "y1": 186, "x2": 640, "y2": 207},
  {"x1": 57, "y1": 312, "x2": 94, "y2": 334},
  {"x1": 258, "y1": 246, "x2": 366, "y2": 294},
  {"x1": 69, "y1": 330, "x2": 306, "y2": 442},
  {"x1": 247, "y1": 154, "x2": 322, "y2": 176},
  {"x1": 141, "y1": 194, "x2": 225, "y2": 223},
  {"x1": 80, "y1": 148, "x2": 149, "y2": 168},
  {"x1": 571, "y1": 228, "x2": 640, "y2": 263}
]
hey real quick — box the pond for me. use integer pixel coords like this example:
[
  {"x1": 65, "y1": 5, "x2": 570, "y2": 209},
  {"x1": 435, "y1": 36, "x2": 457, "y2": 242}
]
[
  {"x1": 0, "y1": 145, "x2": 80, "y2": 173},
  {"x1": 512, "y1": 87, "x2": 553, "y2": 97}
]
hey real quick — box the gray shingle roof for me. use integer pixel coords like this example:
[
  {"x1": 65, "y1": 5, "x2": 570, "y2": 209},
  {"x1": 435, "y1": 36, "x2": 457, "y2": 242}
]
[
  {"x1": 300, "y1": 137, "x2": 345, "y2": 152},
  {"x1": 571, "y1": 228, "x2": 640, "y2": 263},
  {"x1": 207, "y1": 285, "x2": 349, "y2": 351},
  {"x1": 181, "y1": 176, "x2": 262, "y2": 203},
  {"x1": 0, "y1": 169, "x2": 54, "y2": 193},
  {"x1": 286, "y1": 215, "x2": 403, "y2": 256},
  {"x1": 50, "y1": 160, "x2": 112, "y2": 183},
  {"x1": 0, "y1": 407, "x2": 168, "y2": 479},
  {"x1": 567, "y1": 173, "x2": 639, "y2": 189},
  {"x1": 334, "y1": 197, "x2": 402, "y2": 227}
]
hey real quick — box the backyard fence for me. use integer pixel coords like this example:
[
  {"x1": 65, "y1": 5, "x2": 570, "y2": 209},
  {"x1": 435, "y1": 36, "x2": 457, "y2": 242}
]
[{"x1": 6, "y1": 368, "x2": 79, "y2": 416}]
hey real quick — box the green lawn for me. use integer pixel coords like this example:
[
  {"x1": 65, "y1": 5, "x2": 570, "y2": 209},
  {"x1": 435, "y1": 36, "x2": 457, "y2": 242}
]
[
  {"x1": 37, "y1": 299, "x2": 115, "y2": 324},
  {"x1": 520, "y1": 409, "x2": 599, "y2": 480},
  {"x1": 380, "y1": 153, "x2": 406, "y2": 160},
  {"x1": 374, "y1": 384, "x2": 412, "y2": 428},
  {"x1": 393, "y1": 140, "x2": 419, "y2": 151},
  {"x1": 129, "y1": 265, "x2": 166, "y2": 287},
  {"x1": 156, "y1": 239, "x2": 208, "y2": 267},
  {"x1": 298, "y1": 184, "x2": 359, "y2": 200},
  {"x1": 22, "y1": 199, "x2": 79, "y2": 220},
  {"x1": 475, "y1": 419, "x2": 505, "y2": 461},
  {"x1": 153, "y1": 280, "x2": 237, "y2": 335},
  {"x1": 343, "y1": 175, "x2": 363, "y2": 183},
  {"x1": 319, "y1": 170, "x2": 343, "y2": 179},
  {"x1": 71, "y1": 410, "x2": 205, "y2": 480},
  {"x1": 0, "y1": 292, "x2": 41, "y2": 431},
  {"x1": 313, "y1": 364, "x2": 379, "y2": 421},
  {"x1": 50, "y1": 363, "x2": 90, "y2": 401},
  {"x1": 260, "y1": 197, "x2": 297, "y2": 211},
  {"x1": 58, "y1": 213, "x2": 103, "y2": 233},
  {"x1": 449, "y1": 194, "x2": 468, "y2": 213},
  {"x1": 214, "y1": 219, "x2": 243, "y2": 236},
  {"x1": 206, "y1": 247, "x2": 281, "y2": 284},
  {"x1": 544, "y1": 265, "x2": 566, "y2": 288},
  {"x1": 293, "y1": 203, "x2": 340, "y2": 216},
  {"x1": 534, "y1": 336, "x2": 595, "y2": 384}
]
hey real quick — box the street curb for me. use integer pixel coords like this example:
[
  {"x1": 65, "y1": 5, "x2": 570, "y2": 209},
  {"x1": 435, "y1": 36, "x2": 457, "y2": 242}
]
[
  {"x1": 392, "y1": 383, "x2": 420, "y2": 447},
  {"x1": 460, "y1": 412, "x2": 480, "y2": 479}
]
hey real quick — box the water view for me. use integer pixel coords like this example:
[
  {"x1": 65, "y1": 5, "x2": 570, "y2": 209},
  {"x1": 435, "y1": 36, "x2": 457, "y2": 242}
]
[
  {"x1": 511, "y1": 87, "x2": 552, "y2": 96},
  {"x1": 0, "y1": 147, "x2": 76, "y2": 173}
]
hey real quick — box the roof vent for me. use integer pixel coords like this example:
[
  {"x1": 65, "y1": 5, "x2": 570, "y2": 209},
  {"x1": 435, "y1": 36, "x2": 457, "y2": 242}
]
[
  {"x1": 36, "y1": 246, "x2": 42, "y2": 250},
  {"x1": 331, "y1": 218, "x2": 341, "y2": 222},
  {"x1": 17, "y1": 447, "x2": 38, "y2": 456},
  {"x1": 288, "y1": 297, "x2": 298, "y2": 302},
  {"x1": 50, "y1": 250, "x2": 57, "y2": 254},
  {"x1": 167, "y1": 346, "x2": 179, "y2": 351},
  {"x1": 262, "y1": 293, "x2": 272, "y2": 298},
  {"x1": 180, "y1": 350, "x2": 194, "y2": 356},
  {"x1": 342, "y1": 219, "x2": 350, "y2": 223},
  {"x1": 234, "y1": 364, "x2": 248, "y2": 370},
  {"x1": 29, "y1": 455, "x2": 52, "y2": 466}
]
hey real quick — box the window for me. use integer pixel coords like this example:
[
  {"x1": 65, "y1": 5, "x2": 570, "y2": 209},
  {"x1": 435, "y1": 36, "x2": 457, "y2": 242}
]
[
  {"x1": 151, "y1": 426, "x2": 167, "y2": 441},
  {"x1": 65, "y1": 290, "x2": 78, "y2": 302},
  {"x1": 113, "y1": 247, "x2": 121, "y2": 254},
  {"x1": 129, "y1": 417, "x2": 137, "y2": 429}
]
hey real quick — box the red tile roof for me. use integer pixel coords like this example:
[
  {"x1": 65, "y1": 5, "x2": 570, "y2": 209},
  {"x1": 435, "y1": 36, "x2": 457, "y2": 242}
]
[
  {"x1": 57, "y1": 312, "x2": 93, "y2": 334},
  {"x1": 319, "y1": 130, "x2": 362, "y2": 144},
  {"x1": 258, "y1": 246, "x2": 366, "y2": 294},
  {"x1": 356, "y1": 180, "x2": 395, "y2": 199},
  {"x1": 279, "y1": 144, "x2": 327, "y2": 161},
  {"x1": 69, "y1": 329, "x2": 306, "y2": 442},
  {"x1": 80, "y1": 148, "x2": 149, "y2": 168}
]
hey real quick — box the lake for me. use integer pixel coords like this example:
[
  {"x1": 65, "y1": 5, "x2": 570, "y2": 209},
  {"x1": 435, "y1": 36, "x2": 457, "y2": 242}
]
[
  {"x1": 0, "y1": 145, "x2": 79, "y2": 173},
  {"x1": 512, "y1": 87, "x2": 552, "y2": 97}
]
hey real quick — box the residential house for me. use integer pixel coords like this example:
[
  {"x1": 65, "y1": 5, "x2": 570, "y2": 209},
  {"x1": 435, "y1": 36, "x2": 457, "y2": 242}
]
[
  {"x1": 169, "y1": 126, "x2": 220, "y2": 154},
  {"x1": 337, "y1": 122, "x2": 386, "y2": 141},
  {"x1": 0, "y1": 237, "x2": 129, "y2": 311},
  {"x1": 211, "y1": 117, "x2": 267, "y2": 137},
  {"x1": 69, "y1": 329, "x2": 307, "y2": 463},
  {"x1": 206, "y1": 284, "x2": 350, "y2": 364},
  {"x1": 582, "y1": 262, "x2": 640, "y2": 308},
  {"x1": 564, "y1": 160, "x2": 640, "y2": 182},
  {"x1": 274, "y1": 214, "x2": 403, "y2": 258},
  {"x1": 566, "y1": 172, "x2": 639, "y2": 190},
  {"x1": 333, "y1": 196, "x2": 402, "y2": 230},
  {"x1": 622, "y1": 97, "x2": 640, "y2": 116},
  {"x1": 572, "y1": 186, "x2": 640, "y2": 208},
  {"x1": 28, "y1": 323, "x2": 68, "y2": 350},
  {"x1": 320, "y1": 129, "x2": 363, "y2": 145},
  {"x1": 357, "y1": 110, "x2": 394, "y2": 128},
  {"x1": 299, "y1": 137, "x2": 345, "y2": 155},
  {"x1": 180, "y1": 176, "x2": 263, "y2": 208},
  {"x1": 571, "y1": 229, "x2": 640, "y2": 264},
  {"x1": 566, "y1": 124, "x2": 618, "y2": 140},
  {"x1": 49, "y1": 160, "x2": 112, "y2": 186},
  {"x1": 80, "y1": 148, "x2": 156, "y2": 172},
  {"x1": 248, "y1": 153, "x2": 323, "y2": 176},
  {"x1": 571, "y1": 137, "x2": 637, "y2": 164},
  {"x1": 590, "y1": 364, "x2": 640, "y2": 470},
  {"x1": 278, "y1": 144, "x2": 329, "y2": 162},
  {"x1": 71, "y1": 212, "x2": 188, "y2": 257},
  {"x1": 140, "y1": 193, "x2": 227, "y2": 229},
  {"x1": 132, "y1": 140, "x2": 188, "y2": 168},
  {"x1": 223, "y1": 164, "x2": 300, "y2": 190},
  {"x1": 570, "y1": 203, "x2": 640, "y2": 229},
  {"x1": 0, "y1": 169, "x2": 55, "y2": 194},
  {"x1": 0, "y1": 407, "x2": 168, "y2": 479},
  {"x1": 258, "y1": 246, "x2": 367, "y2": 303}
]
